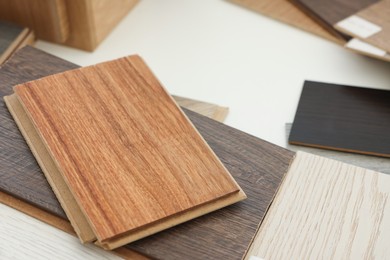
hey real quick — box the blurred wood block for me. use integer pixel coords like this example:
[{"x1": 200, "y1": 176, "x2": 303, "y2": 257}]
[
  {"x1": 246, "y1": 151, "x2": 390, "y2": 259},
  {"x1": 0, "y1": 46, "x2": 294, "y2": 259},
  {"x1": 6, "y1": 55, "x2": 245, "y2": 249},
  {"x1": 228, "y1": 0, "x2": 344, "y2": 44},
  {"x1": 0, "y1": 0, "x2": 68, "y2": 43},
  {"x1": 64, "y1": 0, "x2": 139, "y2": 51},
  {"x1": 0, "y1": 21, "x2": 34, "y2": 64}
]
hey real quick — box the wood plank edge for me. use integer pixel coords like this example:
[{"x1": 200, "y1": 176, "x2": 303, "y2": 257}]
[{"x1": 4, "y1": 94, "x2": 97, "y2": 243}]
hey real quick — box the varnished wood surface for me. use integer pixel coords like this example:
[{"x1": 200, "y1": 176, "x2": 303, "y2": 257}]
[
  {"x1": 0, "y1": 47, "x2": 295, "y2": 259},
  {"x1": 0, "y1": 0, "x2": 68, "y2": 43},
  {"x1": 336, "y1": 0, "x2": 390, "y2": 53},
  {"x1": 286, "y1": 123, "x2": 390, "y2": 174},
  {"x1": 63, "y1": 0, "x2": 139, "y2": 51},
  {"x1": 12, "y1": 55, "x2": 244, "y2": 247},
  {"x1": 289, "y1": 81, "x2": 390, "y2": 157},
  {"x1": 291, "y1": 0, "x2": 379, "y2": 39},
  {"x1": 228, "y1": 0, "x2": 344, "y2": 44},
  {"x1": 246, "y1": 151, "x2": 390, "y2": 259}
]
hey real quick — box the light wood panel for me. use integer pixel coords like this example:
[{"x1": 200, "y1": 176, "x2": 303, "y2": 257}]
[
  {"x1": 64, "y1": 0, "x2": 139, "y2": 51},
  {"x1": 246, "y1": 151, "x2": 390, "y2": 259},
  {"x1": 8, "y1": 55, "x2": 245, "y2": 249},
  {"x1": 228, "y1": 0, "x2": 344, "y2": 44},
  {"x1": 0, "y1": 0, "x2": 68, "y2": 43},
  {"x1": 172, "y1": 95, "x2": 229, "y2": 122},
  {"x1": 335, "y1": 0, "x2": 390, "y2": 53},
  {"x1": 0, "y1": 46, "x2": 294, "y2": 259}
]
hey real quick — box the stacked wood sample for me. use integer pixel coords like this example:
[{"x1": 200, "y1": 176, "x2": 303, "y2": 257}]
[
  {"x1": 228, "y1": 0, "x2": 344, "y2": 44},
  {"x1": 5, "y1": 55, "x2": 245, "y2": 249},
  {"x1": 247, "y1": 151, "x2": 390, "y2": 259},
  {"x1": 229, "y1": 0, "x2": 390, "y2": 61},
  {"x1": 0, "y1": 0, "x2": 68, "y2": 43},
  {"x1": 0, "y1": 21, "x2": 34, "y2": 64},
  {"x1": 0, "y1": 47, "x2": 294, "y2": 259},
  {"x1": 289, "y1": 81, "x2": 390, "y2": 157}
]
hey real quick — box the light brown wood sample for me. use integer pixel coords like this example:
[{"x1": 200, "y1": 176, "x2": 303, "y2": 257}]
[
  {"x1": 335, "y1": 0, "x2": 390, "y2": 53},
  {"x1": 172, "y1": 95, "x2": 229, "y2": 122},
  {"x1": 63, "y1": 0, "x2": 139, "y2": 51},
  {"x1": 6, "y1": 56, "x2": 245, "y2": 249},
  {"x1": 246, "y1": 151, "x2": 390, "y2": 259},
  {"x1": 228, "y1": 0, "x2": 345, "y2": 44},
  {"x1": 0, "y1": 0, "x2": 68, "y2": 43}
]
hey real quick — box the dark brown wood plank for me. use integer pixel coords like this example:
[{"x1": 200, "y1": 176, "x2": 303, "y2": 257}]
[
  {"x1": 0, "y1": 46, "x2": 295, "y2": 259},
  {"x1": 290, "y1": 0, "x2": 379, "y2": 39},
  {"x1": 289, "y1": 80, "x2": 390, "y2": 157}
]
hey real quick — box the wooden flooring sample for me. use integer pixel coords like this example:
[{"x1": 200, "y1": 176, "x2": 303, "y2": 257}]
[
  {"x1": 290, "y1": 0, "x2": 379, "y2": 40},
  {"x1": 289, "y1": 81, "x2": 390, "y2": 157},
  {"x1": 0, "y1": 0, "x2": 68, "y2": 43},
  {"x1": 335, "y1": 0, "x2": 390, "y2": 53},
  {"x1": 172, "y1": 95, "x2": 229, "y2": 122},
  {"x1": 6, "y1": 55, "x2": 245, "y2": 249},
  {"x1": 228, "y1": 0, "x2": 344, "y2": 44},
  {"x1": 0, "y1": 46, "x2": 294, "y2": 259},
  {"x1": 246, "y1": 151, "x2": 390, "y2": 259},
  {"x1": 286, "y1": 123, "x2": 390, "y2": 174}
]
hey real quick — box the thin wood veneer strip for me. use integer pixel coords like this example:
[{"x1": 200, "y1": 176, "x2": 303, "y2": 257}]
[
  {"x1": 246, "y1": 151, "x2": 390, "y2": 259},
  {"x1": 0, "y1": 47, "x2": 294, "y2": 259},
  {"x1": 7, "y1": 55, "x2": 245, "y2": 249}
]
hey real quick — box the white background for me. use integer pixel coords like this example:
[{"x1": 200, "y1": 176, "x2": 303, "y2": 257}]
[{"x1": 1, "y1": 0, "x2": 390, "y2": 259}]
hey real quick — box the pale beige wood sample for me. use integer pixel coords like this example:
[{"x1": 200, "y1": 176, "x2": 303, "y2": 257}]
[
  {"x1": 64, "y1": 0, "x2": 139, "y2": 51},
  {"x1": 173, "y1": 95, "x2": 229, "y2": 122},
  {"x1": 335, "y1": 0, "x2": 390, "y2": 53},
  {"x1": 6, "y1": 56, "x2": 245, "y2": 249},
  {"x1": 228, "y1": 0, "x2": 345, "y2": 44},
  {"x1": 246, "y1": 151, "x2": 390, "y2": 259},
  {"x1": 0, "y1": 0, "x2": 68, "y2": 43}
]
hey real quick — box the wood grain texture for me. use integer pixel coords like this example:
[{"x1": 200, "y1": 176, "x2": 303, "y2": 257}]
[
  {"x1": 246, "y1": 151, "x2": 390, "y2": 259},
  {"x1": 0, "y1": 0, "x2": 68, "y2": 43},
  {"x1": 289, "y1": 81, "x2": 390, "y2": 157},
  {"x1": 290, "y1": 0, "x2": 379, "y2": 39},
  {"x1": 63, "y1": 0, "x2": 139, "y2": 51},
  {"x1": 0, "y1": 46, "x2": 228, "y2": 220},
  {"x1": 0, "y1": 46, "x2": 295, "y2": 259},
  {"x1": 228, "y1": 0, "x2": 345, "y2": 44},
  {"x1": 172, "y1": 95, "x2": 229, "y2": 122},
  {"x1": 11, "y1": 56, "x2": 244, "y2": 248},
  {"x1": 286, "y1": 123, "x2": 390, "y2": 174},
  {"x1": 336, "y1": 0, "x2": 390, "y2": 53}
]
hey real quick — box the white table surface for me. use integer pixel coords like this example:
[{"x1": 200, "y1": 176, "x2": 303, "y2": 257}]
[{"x1": 1, "y1": 0, "x2": 390, "y2": 259}]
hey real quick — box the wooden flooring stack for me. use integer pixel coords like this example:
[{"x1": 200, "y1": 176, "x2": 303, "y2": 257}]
[{"x1": 0, "y1": 47, "x2": 295, "y2": 259}]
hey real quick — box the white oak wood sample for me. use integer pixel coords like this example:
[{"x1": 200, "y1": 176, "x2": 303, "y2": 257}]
[{"x1": 246, "y1": 151, "x2": 390, "y2": 259}]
